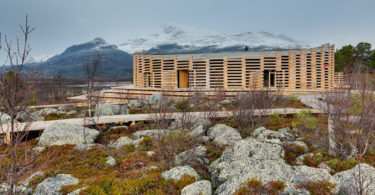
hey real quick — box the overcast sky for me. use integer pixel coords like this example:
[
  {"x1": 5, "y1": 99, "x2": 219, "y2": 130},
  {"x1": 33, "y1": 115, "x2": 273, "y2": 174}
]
[{"x1": 1, "y1": 0, "x2": 374, "y2": 61}]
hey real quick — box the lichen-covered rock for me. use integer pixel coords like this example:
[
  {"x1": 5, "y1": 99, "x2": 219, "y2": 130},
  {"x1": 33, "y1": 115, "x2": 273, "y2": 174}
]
[
  {"x1": 0, "y1": 112, "x2": 18, "y2": 124},
  {"x1": 251, "y1": 127, "x2": 294, "y2": 142},
  {"x1": 74, "y1": 143, "x2": 104, "y2": 151},
  {"x1": 132, "y1": 129, "x2": 168, "y2": 140},
  {"x1": 37, "y1": 108, "x2": 63, "y2": 116},
  {"x1": 34, "y1": 174, "x2": 79, "y2": 195},
  {"x1": 149, "y1": 94, "x2": 163, "y2": 108},
  {"x1": 170, "y1": 117, "x2": 211, "y2": 131},
  {"x1": 162, "y1": 166, "x2": 200, "y2": 181},
  {"x1": 0, "y1": 183, "x2": 31, "y2": 195},
  {"x1": 32, "y1": 146, "x2": 46, "y2": 154},
  {"x1": 21, "y1": 171, "x2": 44, "y2": 187},
  {"x1": 208, "y1": 124, "x2": 242, "y2": 146},
  {"x1": 107, "y1": 136, "x2": 133, "y2": 148},
  {"x1": 67, "y1": 187, "x2": 87, "y2": 195},
  {"x1": 190, "y1": 125, "x2": 205, "y2": 139},
  {"x1": 105, "y1": 156, "x2": 116, "y2": 166},
  {"x1": 289, "y1": 141, "x2": 309, "y2": 152},
  {"x1": 175, "y1": 146, "x2": 209, "y2": 167},
  {"x1": 318, "y1": 162, "x2": 335, "y2": 174},
  {"x1": 94, "y1": 104, "x2": 128, "y2": 116},
  {"x1": 334, "y1": 163, "x2": 375, "y2": 194},
  {"x1": 38, "y1": 122, "x2": 99, "y2": 146},
  {"x1": 181, "y1": 180, "x2": 212, "y2": 195},
  {"x1": 127, "y1": 100, "x2": 145, "y2": 109},
  {"x1": 17, "y1": 111, "x2": 44, "y2": 122},
  {"x1": 58, "y1": 104, "x2": 75, "y2": 112},
  {"x1": 210, "y1": 137, "x2": 337, "y2": 195}
]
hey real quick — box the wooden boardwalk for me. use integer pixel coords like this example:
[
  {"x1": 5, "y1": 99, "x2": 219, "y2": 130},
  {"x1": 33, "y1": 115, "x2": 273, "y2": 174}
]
[{"x1": 0, "y1": 108, "x2": 323, "y2": 134}]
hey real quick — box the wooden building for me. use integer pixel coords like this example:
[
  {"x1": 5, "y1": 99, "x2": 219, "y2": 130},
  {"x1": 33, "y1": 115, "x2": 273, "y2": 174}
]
[{"x1": 133, "y1": 44, "x2": 335, "y2": 90}]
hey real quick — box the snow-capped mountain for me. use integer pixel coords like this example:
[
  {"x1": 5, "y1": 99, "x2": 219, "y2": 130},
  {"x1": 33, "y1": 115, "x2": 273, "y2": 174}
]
[
  {"x1": 41, "y1": 38, "x2": 132, "y2": 78},
  {"x1": 119, "y1": 25, "x2": 309, "y2": 54}
]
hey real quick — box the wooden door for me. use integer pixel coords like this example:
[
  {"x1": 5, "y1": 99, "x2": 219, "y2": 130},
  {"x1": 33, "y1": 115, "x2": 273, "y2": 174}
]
[{"x1": 178, "y1": 70, "x2": 189, "y2": 88}]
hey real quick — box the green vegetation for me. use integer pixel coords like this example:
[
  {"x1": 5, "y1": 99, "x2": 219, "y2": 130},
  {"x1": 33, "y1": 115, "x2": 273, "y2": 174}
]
[
  {"x1": 295, "y1": 110, "x2": 318, "y2": 130},
  {"x1": 335, "y1": 42, "x2": 375, "y2": 71}
]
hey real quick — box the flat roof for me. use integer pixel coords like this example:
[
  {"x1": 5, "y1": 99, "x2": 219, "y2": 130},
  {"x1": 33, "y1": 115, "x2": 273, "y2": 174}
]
[{"x1": 137, "y1": 44, "x2": 333, "y2": 58}]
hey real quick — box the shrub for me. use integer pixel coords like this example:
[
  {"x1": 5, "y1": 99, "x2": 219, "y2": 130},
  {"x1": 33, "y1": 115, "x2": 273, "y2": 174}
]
[
  {"x1": 325, "y1": 158, "x2": 357, "y2": 173},
  {"x1": 268, "y1": 113, "x2": 281, "y2": 124},
  {"x1": 174, "y1": 99, "x2": 191, "y2": 112},
  {"x1": 235, "y1": 178, "x2": 286, "y2": 195},
  {"x1": 296, "y1": 180, "x2": 336, "y2": 195},
  {"x1": 138, "y1": 136, "x2": 154, "y2": 151},
  {"x1": 283, "y1": 143, "x2": 306, "y2": 165},
  {"x1": 288, "y1": 95, "x2": 301, "y2": 103},
  {"x1": 205, "y1": 142, "x2": 226, "y2": 163},
  {"x1": 295, "y1": 110, "x2": 318, "y2": 130}
]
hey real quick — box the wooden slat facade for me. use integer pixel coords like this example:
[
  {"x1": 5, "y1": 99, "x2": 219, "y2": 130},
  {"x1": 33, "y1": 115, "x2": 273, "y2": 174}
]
[{"x1": 133, "y1": 44, "x2": 336, "y2": 89}]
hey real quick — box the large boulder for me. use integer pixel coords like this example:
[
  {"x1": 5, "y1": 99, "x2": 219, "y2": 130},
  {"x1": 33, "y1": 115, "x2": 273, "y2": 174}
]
[
  {"x1": 334, "y1": 163, "x2": 375, "y2": 194},
  {"x1": 208, "y1": 124, "x2": 242, "y2": 146},
  {"x1": 38, "y1": 122, "x2": 99, "y2": 146},
  {"x1": 181, "y1": 180, "x2": 212, "y2": 195},
  {"x1": 0, "y1": 112, "x2": 18, "y2": 124},
  {"x1": 21, "y1": 171, "x2": 44, "y2": 187},
  {"x1": 34, "y1": 174, "x2": 79, "y2": 195},
  {"x1": 94, "y1": 104, "x2": 128, "y2": 116},
  {"x1": 251, "y1": 127, "x2": 294, "y2": 143},
  {"x1": 162, "y1": 166, "x2": 200, "y2": 181},
  {"x1": 175, "y1": 146, "x2": 209, "y2": 167},
  {"x1": 132, "y1": 129, "x2": 169, "y2": 140},
  {"x1": 210, "y1": 137, "x2": 337, "y2": 195}
]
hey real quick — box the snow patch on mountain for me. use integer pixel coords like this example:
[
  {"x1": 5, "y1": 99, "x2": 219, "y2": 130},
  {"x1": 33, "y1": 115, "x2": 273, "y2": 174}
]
[{"x1": 119, "y1": 25, "x2": 309, "y2": 54}]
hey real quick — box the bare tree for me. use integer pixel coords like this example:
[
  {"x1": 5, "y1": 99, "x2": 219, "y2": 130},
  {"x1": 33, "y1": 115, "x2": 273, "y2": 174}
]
[
  {"x1": 0, "y1": 15, "x2": 38, "y2": 195},
  {"x1": 83, "y1": 53, "x2": 101, "y2": 117},
  {"x1": 52, "y1": 70, "x2": 66, "y2": 103}
]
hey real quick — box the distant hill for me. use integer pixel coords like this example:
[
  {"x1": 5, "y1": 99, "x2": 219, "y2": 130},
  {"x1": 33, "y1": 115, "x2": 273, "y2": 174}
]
[{"x1": 36, "y1": 38, "x2": 133, "y2": 78}]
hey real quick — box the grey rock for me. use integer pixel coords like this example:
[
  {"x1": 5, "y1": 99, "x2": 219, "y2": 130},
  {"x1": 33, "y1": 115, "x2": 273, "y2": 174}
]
[
  {"x1": 34, "y1": 174, "x2": 79, "y2": 195},
  {"x1": 38, "y1": 122, "x2": 99, "y2": 146},
  {"x1": 67, "y1": 187, "x2": 87, "y2": 195},
  {"x1": 37, "y1": 108, "x2": 63, "y2": 116},
  {"x1": 0, "y1": 183, "x2": 31, "y2": 195},
  {"x1": 74, "y1": 143, "x2": 104, "y2": 151},
  {"x1": 21, "y1": 171, "x2": 44, "y2": 187},
  {"x1": 132, "y1": 129, "x2": 168, "y2": 140},
  {"x1": 220, "y1": 99, "x2": 230, "y2": 104},
  {"x1": 65, "y1": 110, "x2": 77, "y2": 116},
  {"x1": 17, "y1": 111, "x2": 44, "y2": 122},
  {"x1": 94, "y1": 104, "x2": 128, "y2": 116},
  {"x1": 170, "y1": 117, "x2": 211, "y2": 131},
  {"x1": 147, "y1": 151, "x2": 155, "y2": 157},
  {"x1": 127, "y1": 100, "x2": 145, "y2": 109},
  {"x1": 58, "y1": 104, "x2": 75, "y2": 112},
  {"x1": 208, "y1": 124, "x2": 242, "y2": 146},
  {"x1": 108, "y1": 136, "x2": 133, "y2": 148},
  {"x1": 181, "y1": 180, "x2": 212, "y2": 195},
  {"x1": 251, "y1": 127, "x2": 294, "y2": 142},
  {"x1": 319, "y1": 162, "x2": 335, "y2": 174},
  {"x1": 107, "y1": 136, "x2": 144, "y2": 148},
  {"x1": 189, "y1": 125, "x2": 205, "y2": 139},
  {"x1": 210, "y1": 137, "x2": 338, "y2": 195},
  {"x1": 334, "y1": 163, "x2": 375, "y2": 195},
  {"x1": 175, "y1": 146, "x2": 209, "y2": 167},
  {"x1": 105, "y1": 156, "x2": 116, "y2": 166},
  {"x1": 286, "y1": 141, "x2": 309, "y2": 153},
  {"x1": 149, "y1": 94, "x2": 163, "y2": 108},
  {"x1": 32, "y1": 146, "x2": 46, "y2": 154},
  {"x1": 109, "y1": 125, "x2": 128, "y2": 131},
  {"x1": 162, "y1": 166, "x2": 200, "y2": 181},
  {"x1": 0, "y1": 112, "x2": 18, "y2": 124}
]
